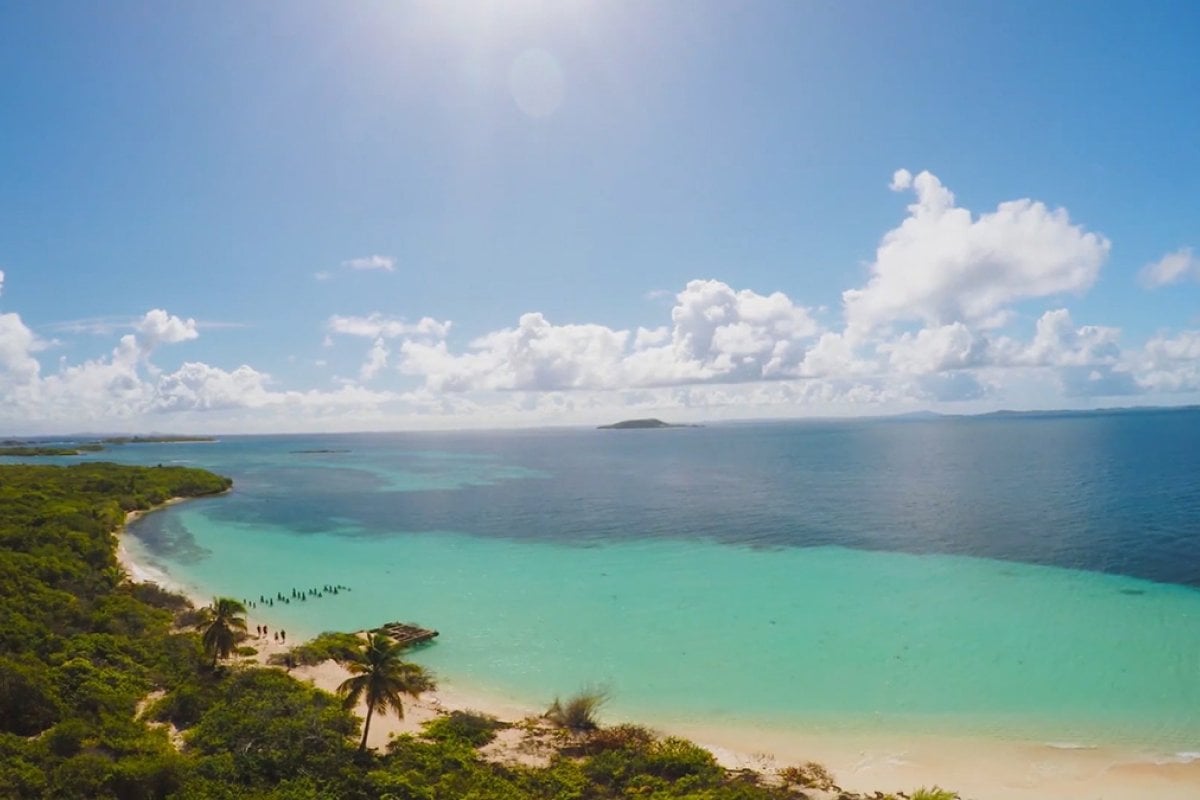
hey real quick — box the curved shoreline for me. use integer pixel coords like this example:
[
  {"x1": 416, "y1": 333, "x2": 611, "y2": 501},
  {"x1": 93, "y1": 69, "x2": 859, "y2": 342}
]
[{"x1": 117, "y1": 506, "x2": 1200, "y2": 799}]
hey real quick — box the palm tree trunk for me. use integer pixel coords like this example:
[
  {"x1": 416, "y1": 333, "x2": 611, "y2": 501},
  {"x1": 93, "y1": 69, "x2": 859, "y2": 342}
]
[{"x1": 358, "y1": 704, "x2": 374, "y2": 753}]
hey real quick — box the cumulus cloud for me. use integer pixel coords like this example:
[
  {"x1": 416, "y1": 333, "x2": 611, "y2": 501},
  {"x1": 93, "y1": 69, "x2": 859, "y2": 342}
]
[
  {"x1": 395, "y1": 280, "x2": 821, "y2": 391},
  {"x1": 399, "y1": 313, "x2": 630, "y2": 391},
  {"x1": 878, "y1": 322, "x2": 987, "y2": 375},
  {"x1": 3, "y1": 169, "x2": 1198, "y2": 431},
  {"x1": 1139, "y1": 247, "x2": 1198, "y2": 288},
  {"x1": 359, "y1": 338, "x2": 389, "y2": 381},
  {"x1": 0, "y1": 312, "x2": 41, "y2": 386},
  {"x1": 844, "y1": 170, "x2": 1110, "y2": 333},
  {"x1": 1131, "y1": 330, "x2": 1200, "y2": 392},
  {"x1": 328, "y1": 314, "x2": 451, "y2": 340},
  {"x1": 153, "y1": 362, "x2": 275, "y2": 411},
  {"x1": 341, "y1": 255, "x2": 395, "y2": 272},
  {"x1": 135, "y1": 309, "x2": 199, "y2": 349},
  {"x1": 1013, "y1": 309, "x2": 1121, "y2": 367}
]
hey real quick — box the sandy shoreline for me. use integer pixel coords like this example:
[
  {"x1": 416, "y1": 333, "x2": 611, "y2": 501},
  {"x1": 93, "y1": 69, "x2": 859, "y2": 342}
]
[{"x1": 118, "y1": 501, "x2": 1200, "y2": 799}]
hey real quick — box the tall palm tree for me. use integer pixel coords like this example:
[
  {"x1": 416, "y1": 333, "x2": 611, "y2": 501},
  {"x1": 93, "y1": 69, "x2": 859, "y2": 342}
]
[
  {"x1": 197, "y1": 597, "x2": 248, "y2": 669},
  {"x1": 337, "y1": 632, "x2": 435, "y2": 753}
]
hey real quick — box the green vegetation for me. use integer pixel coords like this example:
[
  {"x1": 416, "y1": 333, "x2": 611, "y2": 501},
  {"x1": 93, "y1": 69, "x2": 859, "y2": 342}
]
[
  {"x1": 196, "y1": 598, "x2": 247, "y2": 669},
  {"x1": 0, "y1": 460, "x2": 952, "y2": 800},
  {"x1": 421, "y1": 709, "x2": 507, "y2": 747},
  {"x1": 335, "y1": 631, "x2": 435, "y2": 752},
  {"x1": 911, "y1": 789, "x2": 960, "y2": 800},
  {"x1": 268, "y1": 631, "x2": 363, "y2": 667},
  {"x1": 545, "y1": 687, "x2": 609, "y2": 732},
  {"x1": 0, "y1": 444, "x2": 105, "y2": 457},
  {"x1": 778, "y1": 761, "x2": 837, "y2": 791},
  {"x1": 597, "y1": 418, "x2": 701, "y2": 429},
  {"x1": 101, "y1": 437, "x2": 216, "y2": 445}
]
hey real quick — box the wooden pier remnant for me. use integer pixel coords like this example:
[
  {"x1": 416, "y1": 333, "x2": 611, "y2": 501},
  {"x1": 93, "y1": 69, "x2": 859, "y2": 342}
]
[{"x1": 371, "y1": 620, "x2": 439, "y2": 647}]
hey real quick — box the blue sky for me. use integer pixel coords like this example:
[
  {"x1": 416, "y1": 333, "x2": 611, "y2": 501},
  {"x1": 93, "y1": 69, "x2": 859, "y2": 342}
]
[{"x1": 1, "y1": 0, "x2": 1198, "y2": 433}]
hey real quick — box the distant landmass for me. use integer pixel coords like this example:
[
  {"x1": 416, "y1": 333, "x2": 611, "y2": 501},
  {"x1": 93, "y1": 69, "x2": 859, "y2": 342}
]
[
  {"x1": 0, "y1": 444, "x2": 105, "y2": 457},
  {"x1": 597, "y1": 418, "x2": 701, "y2": 430},
  {"x1": 102, "y1": 435, "x2": 217, "y2": 444}
]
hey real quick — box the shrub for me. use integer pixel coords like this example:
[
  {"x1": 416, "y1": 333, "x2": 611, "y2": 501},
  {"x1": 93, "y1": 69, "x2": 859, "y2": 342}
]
[
  {"x1": 128, "y1": 582, "x2": 192, "y2": 612},
  {"x1": 0, "y1": 655, "x2": 63, "y2": 735},
  {"x1": 422, "y1": 710, "x2": 508, "y2": 747},
  {"x1": 268, "y1": 631, "x2": 363, "y2": 667},
  {"x1": 544, "y1": 688, "x2": 608, "y2": 732},
  {"x1": 778, "y1": 761, "x2": 837, "y2": 791},
  {"x1": 584, "y1": 723, "x2": 657, "y2": 754},
  {"x1": 642, "y1": 736, "x2": 722, "y2": 781},
  {"x1": 174, "y1": 607, "x2": 207, "y2": 629},
  {"x1": 912, "y1": 788, "x2": 959, "y2": 800}
]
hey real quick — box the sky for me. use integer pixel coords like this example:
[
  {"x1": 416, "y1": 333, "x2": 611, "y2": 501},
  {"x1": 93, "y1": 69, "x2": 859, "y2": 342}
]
[{"x1": 1, "y1": 0, "x2": 1198, "y2": 434}]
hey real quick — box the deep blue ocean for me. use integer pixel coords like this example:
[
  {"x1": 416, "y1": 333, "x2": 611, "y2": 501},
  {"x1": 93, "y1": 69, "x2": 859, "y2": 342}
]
[{"x1": 122, "y1": 408, "x2": 1200, "y2": 587}]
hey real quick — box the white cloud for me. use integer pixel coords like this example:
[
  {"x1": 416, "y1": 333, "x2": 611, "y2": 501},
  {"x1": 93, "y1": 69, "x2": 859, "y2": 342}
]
[
  {"x1": 328, "y1": 313, "x2": 452, "y2": 340},
  {"x1": 341, "y1": 255, "x2": 395, "y2": 272},
  {"x1": 1131, "y1": 330, "x2": 1200, "y2": 392},
  {"x1": 359, "y1": 338, "x2": 389, "y2": 381},
  {"x1": 395, "y1": 280, "x2": 821, "y2": 391},
  {"x1": 1139, "y1": 247, "x2": 1198, "y2": 288},
  {"x1": 400, "y1": 312, "x2": 630, "y2": 391},
  {"x1": 0, "y1": 312, "x2": 41, "y2": 386},
  {"x1": 154, "y1": 362, "x2": 275, "y2": 411},
  {"x1": 633, "y1": 326, "x2": 669, "y2": 349},
  {"x1": 843, "y1": 170, "x2": 1110, "y2": 333},
  {"x1": 2, "y1": 170, "x2": 1198, "y2": 431},
  {"x1": 1013, "y1": 309, "x2": 1121, "y2": 367},
  {"x1": 878, "y1": 322, "x2": 987, "y2": 375},
  {"x1": 889, "y1": 168, "x2": 913, "y2": 191},
  {"x1": 136, "y1": 309, "x2": 199, "y2": 349},
  {"x1": 0, "y1": 269, "x2": 5, "y2": 296},
  {"x1": 43, "y1": 314, "x2": 243, "y2": 337}
]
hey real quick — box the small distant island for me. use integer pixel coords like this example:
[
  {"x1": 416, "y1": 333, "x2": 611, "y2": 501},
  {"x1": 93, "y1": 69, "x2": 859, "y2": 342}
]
[{"x1": 597, "y1": 418, "x2": 702, "y2": 430}]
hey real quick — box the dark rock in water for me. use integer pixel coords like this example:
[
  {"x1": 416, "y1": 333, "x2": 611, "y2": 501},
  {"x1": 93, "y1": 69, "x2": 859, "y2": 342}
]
[{"x1": 597, "y1": 418, "x2": 702, "y2": 430}]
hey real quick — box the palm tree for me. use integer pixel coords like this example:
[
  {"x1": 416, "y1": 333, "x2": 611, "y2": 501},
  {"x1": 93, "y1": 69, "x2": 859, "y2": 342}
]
[
  {"x1": 337, "y1": 632, "x2": 435, "y2": 752},
  {"x1": 197, "y1": 596, "x2": 248, "y2": 669}
]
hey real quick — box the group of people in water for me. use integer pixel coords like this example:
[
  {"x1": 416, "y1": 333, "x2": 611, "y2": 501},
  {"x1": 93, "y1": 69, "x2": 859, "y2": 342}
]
[
  {"x1": 239, "y1": 584, "x2": 351, "y2": 647},
  {"x1": 241, "y1": 584, "x2": 350, "y2": 610}
]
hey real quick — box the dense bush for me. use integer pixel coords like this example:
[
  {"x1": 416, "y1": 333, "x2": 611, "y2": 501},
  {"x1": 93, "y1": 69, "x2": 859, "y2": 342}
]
[
  {"x1": 267, "y1": 631, "x2": 363, "y2": 667},
  {"x1": 421, "y1": 709, "x2": 507, "y2": 747}
]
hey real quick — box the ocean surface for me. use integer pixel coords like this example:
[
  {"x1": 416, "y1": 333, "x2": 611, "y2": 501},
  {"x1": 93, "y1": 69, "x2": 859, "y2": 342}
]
[{"x1": 22, "y1": 410, "x2": 1200, "y2": 750}]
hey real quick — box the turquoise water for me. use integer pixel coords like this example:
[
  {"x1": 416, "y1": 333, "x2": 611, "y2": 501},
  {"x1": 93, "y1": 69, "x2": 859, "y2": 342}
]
[{"x1": 105, "y1": 412, "x2": 1200, "y2": 750}]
